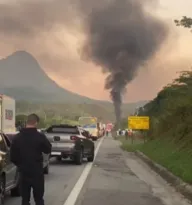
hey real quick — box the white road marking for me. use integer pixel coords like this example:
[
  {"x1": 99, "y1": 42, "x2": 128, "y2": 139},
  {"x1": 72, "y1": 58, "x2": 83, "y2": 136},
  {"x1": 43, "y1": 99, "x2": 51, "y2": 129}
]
[{"x1": 63, "y1": 137, "x2": 105, "y2": 205}]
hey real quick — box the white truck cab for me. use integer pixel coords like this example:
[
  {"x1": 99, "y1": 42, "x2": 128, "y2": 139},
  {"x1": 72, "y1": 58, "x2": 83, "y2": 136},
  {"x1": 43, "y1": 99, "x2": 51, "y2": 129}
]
[
  {"x1": 0, "y1": 95, "x2": 50, "y2": 174},
  {"x1": 0, "y1": 94, "x2": 16, "y2": 133}
]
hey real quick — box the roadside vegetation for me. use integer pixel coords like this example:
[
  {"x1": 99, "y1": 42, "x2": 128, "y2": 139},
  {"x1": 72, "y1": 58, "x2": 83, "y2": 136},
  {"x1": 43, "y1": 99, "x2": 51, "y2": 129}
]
[
  {"x1": 15, "y1": 101, "x2": 144, "y2": 125},
  {"x1": 16, "y1": 114, "x2": 79, "y2": 128},
  {"x1": 15, "y1": 102, "x2": 114, "y2": 128},
  {"x1": 16, "y1": 102, "x2": 115, "y2": 123},
  {"x1": 120, "y1": 70, "x2": 192, "y2": 183}
]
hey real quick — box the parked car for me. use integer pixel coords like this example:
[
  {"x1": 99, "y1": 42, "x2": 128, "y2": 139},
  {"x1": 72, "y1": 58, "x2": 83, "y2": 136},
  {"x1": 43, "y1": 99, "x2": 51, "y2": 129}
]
[
  {"x1": 44, "y1": 124, "x2": 95, "y2": 165},
  {"x1": 0, "y1": 132, "x2": 20, "y2": 205},
  {"x1": 5, "y1": 132, "x2": 19, "y2": 142},
  {"x1": 6, "y1": 131, "x2": 50, "y2": 175}
]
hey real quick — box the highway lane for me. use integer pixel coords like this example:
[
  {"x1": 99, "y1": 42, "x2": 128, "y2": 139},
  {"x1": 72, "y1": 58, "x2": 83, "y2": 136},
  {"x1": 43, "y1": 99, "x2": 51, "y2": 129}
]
[{"x1": 4, "y1": 140, "x2": 99, "y2": 205}]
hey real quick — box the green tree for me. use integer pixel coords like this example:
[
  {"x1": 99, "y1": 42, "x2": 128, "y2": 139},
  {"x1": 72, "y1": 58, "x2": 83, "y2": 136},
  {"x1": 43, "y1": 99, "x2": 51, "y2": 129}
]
[
  {"x1": 120, "y1": 117, "x2": 128, "y2": 129},
  {"x1": 138, "y1": 70, "x2": 192, "y2": 141},
  {"x1": 16, "y1": 114, "x2": 27, "y2": 122},
  {"x1": 16, "y1": 114, "x2": 27, "y2": 127},
  {"x1": 174, "y1": 16, "x2": 192, "y2": 28}
]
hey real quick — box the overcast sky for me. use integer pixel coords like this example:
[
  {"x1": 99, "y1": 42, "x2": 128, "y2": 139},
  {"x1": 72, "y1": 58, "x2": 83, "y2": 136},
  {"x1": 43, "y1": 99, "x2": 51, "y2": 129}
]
[{"x1": 0, "y1": 0, "x2": 192, "y2": 102}]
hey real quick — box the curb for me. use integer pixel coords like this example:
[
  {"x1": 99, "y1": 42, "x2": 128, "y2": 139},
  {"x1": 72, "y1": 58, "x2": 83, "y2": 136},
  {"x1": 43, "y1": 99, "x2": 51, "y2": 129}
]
[{"x1": 135, "y1": 151, "x2": 192, "y2": 202}]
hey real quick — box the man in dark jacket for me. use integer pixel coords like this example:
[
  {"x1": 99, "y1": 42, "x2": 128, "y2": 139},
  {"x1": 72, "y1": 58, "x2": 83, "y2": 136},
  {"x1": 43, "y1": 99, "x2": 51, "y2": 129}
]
[{"x1": 10, "y1": 114, "x2": 52, "y2": 205}]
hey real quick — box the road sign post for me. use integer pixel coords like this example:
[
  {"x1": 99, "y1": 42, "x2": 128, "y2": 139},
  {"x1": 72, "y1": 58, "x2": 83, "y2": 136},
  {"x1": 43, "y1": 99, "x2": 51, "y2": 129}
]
[{"x1": 128, "y1": 116, "x2": 149, "y2": 143}]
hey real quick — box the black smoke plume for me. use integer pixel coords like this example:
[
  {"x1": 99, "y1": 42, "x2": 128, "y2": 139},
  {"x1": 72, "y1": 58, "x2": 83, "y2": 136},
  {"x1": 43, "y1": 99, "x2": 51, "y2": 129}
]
[
  {"x1": 80, "y1": 0, "x2": 168, "y2": 123},
  {"x1": 0, "y1": 0, "x2": 168, "y2": 123}
]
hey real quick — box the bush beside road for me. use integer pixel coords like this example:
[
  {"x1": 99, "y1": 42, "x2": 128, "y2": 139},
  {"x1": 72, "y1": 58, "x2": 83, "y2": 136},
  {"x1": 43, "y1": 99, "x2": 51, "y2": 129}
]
[
  {"x1": 118, "y1": 71, "x2": 192, "y2": 184},
  {"x1": 16, "y1": 114, "x2": 79, "y2": 129}
]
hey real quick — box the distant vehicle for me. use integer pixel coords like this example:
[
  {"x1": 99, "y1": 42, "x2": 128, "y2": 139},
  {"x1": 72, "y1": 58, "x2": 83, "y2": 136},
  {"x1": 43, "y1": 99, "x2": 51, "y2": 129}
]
[
  {"x1": 44, "y1": 124, "x2": 95, "y2": 165},
  {"x1": 78, "y1": 117, "x2": 100, "y2": 141},
  {"x1": 6, "y1": 130, "x2": 50, "y2": 175},
  {"x1": 0, "y1": 132, "x2": 20, "y2": 204}
]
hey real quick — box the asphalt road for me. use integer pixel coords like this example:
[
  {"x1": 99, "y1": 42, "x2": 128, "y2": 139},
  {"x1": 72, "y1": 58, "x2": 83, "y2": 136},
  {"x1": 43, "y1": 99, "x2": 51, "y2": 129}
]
[
  {"x1": 4, "y1": 136, "x2": 191, "y2": 205},
  {"x1": 4, "y1": 140, "x2": 99, "y2": 205}
]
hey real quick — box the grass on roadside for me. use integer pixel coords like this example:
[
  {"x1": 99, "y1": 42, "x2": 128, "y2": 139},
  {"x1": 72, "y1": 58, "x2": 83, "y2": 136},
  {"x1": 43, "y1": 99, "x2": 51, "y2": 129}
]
[
  {"x1": 118, "y1": 136, "x2": 143, "y2": 152},
  {"x1": 119, "y1": 136, "x2": 192, "y2": 184}
]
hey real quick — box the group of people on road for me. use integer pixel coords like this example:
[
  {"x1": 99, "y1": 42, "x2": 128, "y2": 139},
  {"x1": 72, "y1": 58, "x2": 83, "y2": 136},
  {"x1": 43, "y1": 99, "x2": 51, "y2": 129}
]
[
  {"x1": 116, "y1": 129, "x2": 133, "y2": 139},
  {"x1": 10, "y1": 113, "x2": 52, "y2": 205}
]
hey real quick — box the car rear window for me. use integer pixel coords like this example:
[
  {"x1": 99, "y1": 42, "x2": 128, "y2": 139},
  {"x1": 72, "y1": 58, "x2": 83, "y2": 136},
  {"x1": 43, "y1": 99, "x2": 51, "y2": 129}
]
[{"x1": 46, "y1": 126, "x2": 80, "y2": 134}]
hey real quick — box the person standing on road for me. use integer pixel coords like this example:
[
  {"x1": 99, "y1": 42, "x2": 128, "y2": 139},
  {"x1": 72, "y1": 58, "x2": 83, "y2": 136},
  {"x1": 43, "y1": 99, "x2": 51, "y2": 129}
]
[
  {"x1": 125, "y1": 129, "x2": 128, "y2": 140},
  {"x1": 10, "y1": 113, "x2": 52, "y2": 205}
]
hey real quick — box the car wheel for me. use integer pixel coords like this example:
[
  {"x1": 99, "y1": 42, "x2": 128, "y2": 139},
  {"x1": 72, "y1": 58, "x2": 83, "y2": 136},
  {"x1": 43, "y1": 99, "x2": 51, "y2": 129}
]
[
  {"x1": 0, "y1": 176, "x2": 5, "y2": 205},
  {"x1": 43, "y1": 164, "x2": 49, "y2": 175},
  {"x1": 74, "y1": 149, "x2": 83, "y2": 165},
  {"x1": 87, "y1": 147, "x2": 94, "y2": 162}
]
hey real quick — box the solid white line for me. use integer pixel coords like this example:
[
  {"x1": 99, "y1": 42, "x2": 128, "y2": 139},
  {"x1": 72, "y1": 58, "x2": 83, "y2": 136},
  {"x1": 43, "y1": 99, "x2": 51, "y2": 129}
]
[{"x1": 63, "y1": 137, "x2": 105, "y2": 205}]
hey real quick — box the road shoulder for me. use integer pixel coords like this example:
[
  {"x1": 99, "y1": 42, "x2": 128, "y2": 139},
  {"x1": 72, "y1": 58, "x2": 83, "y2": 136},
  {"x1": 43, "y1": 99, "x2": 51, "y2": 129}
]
[
  {"x1": 124, "y1": 151, "x2": 190, "y2": 205},
  {"x1": 134, "y1": 150, "x2": 192, "y2": 203}
]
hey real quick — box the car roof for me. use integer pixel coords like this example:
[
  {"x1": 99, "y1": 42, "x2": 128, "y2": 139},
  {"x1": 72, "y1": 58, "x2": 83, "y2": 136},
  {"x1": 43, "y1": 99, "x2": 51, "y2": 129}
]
[
  {"x1": 5, "y1": 131, "x2": 19, "y2": 134},
  {"x1": 49, "y1": 124, "x2": 78, "y2": 128}
]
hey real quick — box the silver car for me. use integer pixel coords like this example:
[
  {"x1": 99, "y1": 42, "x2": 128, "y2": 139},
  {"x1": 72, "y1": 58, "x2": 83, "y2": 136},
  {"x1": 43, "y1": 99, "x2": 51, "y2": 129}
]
[{"x1": 44, "y1": 124, "x2": 95, "y2": 165}]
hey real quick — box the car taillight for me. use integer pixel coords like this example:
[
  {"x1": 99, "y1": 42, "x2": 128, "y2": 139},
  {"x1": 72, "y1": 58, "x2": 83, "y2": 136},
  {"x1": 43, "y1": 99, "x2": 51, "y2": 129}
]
[{"x1": 70, "y1": 136, "x2": 78, "y2": 141}]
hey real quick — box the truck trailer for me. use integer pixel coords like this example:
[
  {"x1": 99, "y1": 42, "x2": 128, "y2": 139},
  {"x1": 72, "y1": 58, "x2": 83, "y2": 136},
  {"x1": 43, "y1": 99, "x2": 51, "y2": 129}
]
[
  {"x1": 0, "y1": 95, "x2": 50, "y2": 175},
  {"x1": 0, "y1": 94, "x2": 16, "y2": 133}
]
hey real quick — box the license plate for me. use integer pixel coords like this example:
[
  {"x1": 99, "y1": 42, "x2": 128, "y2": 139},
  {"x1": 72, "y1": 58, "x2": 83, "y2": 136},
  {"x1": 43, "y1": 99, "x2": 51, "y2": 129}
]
[
  {"x1": 51, "y1": 152, "x2": 61, "y2": 155},
  {"x1": 57, "y1": 143, "x2": 67, "y2": 147}
]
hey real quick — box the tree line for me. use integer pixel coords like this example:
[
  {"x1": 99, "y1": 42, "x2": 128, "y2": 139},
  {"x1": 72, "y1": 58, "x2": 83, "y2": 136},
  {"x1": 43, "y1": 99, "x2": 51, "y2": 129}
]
[
  {"x1": 16, "y1": 114, "x2": 79, "y2": 129},
  {"x1": 137, "y1": 70, "x2": 192, "y2": 148}
]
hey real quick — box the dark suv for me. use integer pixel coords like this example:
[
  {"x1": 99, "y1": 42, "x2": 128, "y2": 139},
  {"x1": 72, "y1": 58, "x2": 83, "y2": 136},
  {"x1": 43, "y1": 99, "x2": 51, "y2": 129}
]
[{"x1": 0, "y1": 133, "x2": 20, "y2": 204}]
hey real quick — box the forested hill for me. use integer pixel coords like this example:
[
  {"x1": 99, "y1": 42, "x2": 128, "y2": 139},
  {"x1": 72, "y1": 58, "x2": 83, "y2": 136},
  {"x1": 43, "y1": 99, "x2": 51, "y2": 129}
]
[{"x1": 139, "y1": 70, "x2": 192, "y2": 143}]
